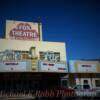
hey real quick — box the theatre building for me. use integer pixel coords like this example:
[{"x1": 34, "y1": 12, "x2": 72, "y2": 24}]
[
  {"x1": 0, "y1": 20, "x2": 68, "y2": 97},
  {"x1": 69, "y1": 60, "x2": 100, "y2": 88}
]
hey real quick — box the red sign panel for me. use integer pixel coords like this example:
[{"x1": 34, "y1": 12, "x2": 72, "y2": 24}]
[{"x1": 9, "y1": 23, "x2": 39, "y2": 40}]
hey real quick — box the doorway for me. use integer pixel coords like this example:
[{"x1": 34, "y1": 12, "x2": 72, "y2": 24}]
[
  {"x1": 61, "y1": 78, "x2": 69, "y2": 88},
  {"x1": 80, "y1": 78, "x2": 92, "y2": 88}
]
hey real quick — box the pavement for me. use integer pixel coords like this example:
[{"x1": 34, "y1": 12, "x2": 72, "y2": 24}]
[{"x1": 0, "y1": 96, "x2": 100, "y2": 100}]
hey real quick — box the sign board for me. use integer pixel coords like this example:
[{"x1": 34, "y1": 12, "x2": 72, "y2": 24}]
[
  {"x1": 5, "y1": 20, "x2": 42, "y2": 41},
  {"x1": 39, "y1": 61, "x2": 67, "y2": 72},
  {"x1": 0, "y1": 61, "x2": 27, "y2": 71},
  {"x1": 69, "y1": 60, "x2": 100, "y2": 73},
  {"x1": 78, "y1": 64, "x2": 97, "y2": 72}
]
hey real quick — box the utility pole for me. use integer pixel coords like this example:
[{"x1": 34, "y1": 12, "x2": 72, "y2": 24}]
[{"x1": 38, "y1": 17, "x2": 42, "y2": 41}]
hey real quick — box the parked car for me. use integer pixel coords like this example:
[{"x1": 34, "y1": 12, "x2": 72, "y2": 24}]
[{"x1": 73, "y1": 84, "x2": 97, "y2": 97}]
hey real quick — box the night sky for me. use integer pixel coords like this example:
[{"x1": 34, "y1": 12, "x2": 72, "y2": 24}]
[{"x1": 0, "y1": 0, "x2": 100, "y2": 60}]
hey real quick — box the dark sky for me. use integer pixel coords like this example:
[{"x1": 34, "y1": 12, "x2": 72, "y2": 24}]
[{"x1": 0, "y1": 0, "x2": 100, "y2": 60}]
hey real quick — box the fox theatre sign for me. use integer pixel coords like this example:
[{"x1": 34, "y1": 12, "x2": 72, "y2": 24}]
[
  {"x1": 6, "y1": 20, "x2": 42, "y2": 41},
  {"x1": 9, "y1": 23, "x2": 39, "y2": 40}
]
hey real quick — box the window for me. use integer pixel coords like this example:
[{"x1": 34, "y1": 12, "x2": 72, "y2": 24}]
[
  {"x1": 83, "y1": 85, "x2": 90, "y2": 89},
  {"x1": 0, "y1": 50, "x2": 30, "y2": 61},
  {"x1": 83, "y1": 80, "x2": 88, "y2": 85},
  {"x1": 21, "y1": 51, "x2": 29, "y2": 60},
  {"x1": 14, "y1": 50, "x2": 29, "y2": 60},
  {"x1": 0, "y1": 50, "x2": 16, "y2": 61},
  {"x1": 74, "y1": 85, "x2": 81, "y2": 90},
  {"x1": 54, "y1": 52, "x2": 60, "y2": 62},
  {"x1": 95, "y1": 80, "x2": 100, "y2": 87},
  {"x1": 14, "y1": 51, "x2": 21, "y2": 60},
  {"x1": 39, "y1": 52, "x2": 46, "y2": 60},
  {"x1": 39, "y1": 51, "x2": 60, "y2": 62}
]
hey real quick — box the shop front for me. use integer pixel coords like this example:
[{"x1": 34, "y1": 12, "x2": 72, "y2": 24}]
[
  {"x1": 0, "y1": 39, "x2": 68, "y2": 98},
  {"x1": 69, "y1": 60, "x2": 100, "y2": 88}
]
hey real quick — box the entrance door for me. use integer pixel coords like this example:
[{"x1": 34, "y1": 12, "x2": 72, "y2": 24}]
[
  {"x1": 61, "y1": 78, "x2": 69, "y2": 88},
  {"x1": 81, "y1": 78, "x2": 92, "y2": 88}
]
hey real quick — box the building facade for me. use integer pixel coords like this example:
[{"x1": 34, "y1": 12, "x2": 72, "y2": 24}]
[
  {"x1": 0, "y1": 20, "x2": 68, "y2": 96},
  {"x1": 0, "y1": 39, "x2": 67, "y2": 72},
  {"x1": 69, "y1": 60, "x2": 100, "y2": 88}
]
